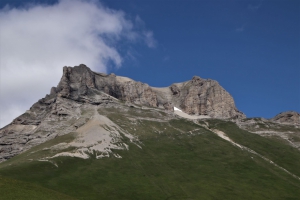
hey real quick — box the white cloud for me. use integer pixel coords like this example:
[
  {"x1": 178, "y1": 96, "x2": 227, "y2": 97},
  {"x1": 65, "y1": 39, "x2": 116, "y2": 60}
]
[{"x1": 0, "y1": 0, "x2": 155, "y2": 128}]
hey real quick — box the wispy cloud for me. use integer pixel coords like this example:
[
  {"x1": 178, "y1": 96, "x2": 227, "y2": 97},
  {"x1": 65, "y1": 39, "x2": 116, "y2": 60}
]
[
  {"x1": 143, "y1": 31, "x2": 156, "y2": 48},
  {"x1": 135, "y1": 15, "x2": 157, "y2": 48},
  {"x1": 248, "y1": 2, "x2": 262, "y2": 11},
  {"x1": 163, "y1": 56, "x2": 170, "y2": 62},
  {"x1": 0, "y1": 0, "x2": 155, "y2": 128},
  {"x1": 235, "y1": 25, "x2": 245, "y2": 32}
]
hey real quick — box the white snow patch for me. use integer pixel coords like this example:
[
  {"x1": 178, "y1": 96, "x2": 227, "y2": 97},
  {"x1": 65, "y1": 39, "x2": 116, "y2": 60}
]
[
  {"x1": 174, "y1": 107, "x2": 211, "y2": 120},
  {"x1": 174, "y1": 107, "x2": 182, "y2": 112}
]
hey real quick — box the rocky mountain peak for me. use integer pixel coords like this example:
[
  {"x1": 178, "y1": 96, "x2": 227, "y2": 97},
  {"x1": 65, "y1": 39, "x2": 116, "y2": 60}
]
[
  {"x1": 191, "y1": 76, "x2": 203, "y2": 85},
  {"x1": 271, "y1": 111, "x2": 300, "y2": 125},
  {"x1": 54, "y1": 64, "x2": 96, "y2": 98},
  {"x1": 50, "y1": 64, "x2": 245, "y2": 119}
]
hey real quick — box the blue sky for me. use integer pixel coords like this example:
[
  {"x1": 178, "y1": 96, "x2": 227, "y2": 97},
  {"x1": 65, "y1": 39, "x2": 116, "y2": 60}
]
[
  {"x1": 104, "y1": 0, "x2": 300, "y2": 118},
  {"x1": 0, "y1": 0, "x2": 299, "y2": 127}
]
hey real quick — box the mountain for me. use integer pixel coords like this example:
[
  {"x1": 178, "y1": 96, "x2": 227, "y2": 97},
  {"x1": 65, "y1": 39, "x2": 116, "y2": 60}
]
[
  {"x1": 0, "y1": 64, "x2": 245, "y2": 162},
  {"x1": 0, "y1": 64, "x2": 300, "y2": 199}
]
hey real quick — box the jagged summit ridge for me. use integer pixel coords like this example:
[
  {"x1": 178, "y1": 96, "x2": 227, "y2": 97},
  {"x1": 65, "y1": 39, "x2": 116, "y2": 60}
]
[
  {"x1": 52, "y1": 64, "x2": 245, "y2": 119},
  {"x1": 271, "y1": 111, "x2": 300, "y2": 125}
]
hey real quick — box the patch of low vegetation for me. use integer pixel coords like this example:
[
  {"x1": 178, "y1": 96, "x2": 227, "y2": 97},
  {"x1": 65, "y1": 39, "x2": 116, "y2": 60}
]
[
  {"x1": 273, "y1": 124, "x2": 300, "y2": 132},
  {"x1": 240, "y1": 118, "x2": 299, "y2": 133},
  {"x1": 80, "y1": 108, "x2": 94, "y2": 117},
  {"x1": 0, "y1": 176, "x2": 76, "y2": 200},
  {"x1": 241, "y1": 117, "x2": 262, "y2": 122},
  {"x1": 99, "y1": 105, "x2": 167, "y2": 120},
  {"x1": 290, "y1": 135, "x2": 300, "y2": 142}
]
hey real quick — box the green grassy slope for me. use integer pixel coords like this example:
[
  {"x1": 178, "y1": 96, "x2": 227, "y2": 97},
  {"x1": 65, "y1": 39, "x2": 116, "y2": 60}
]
[
  {"x1": 0, "y1": 107, "x2": 300, "y2": 200},
  {"x1": 0, "y1": 176, "x2": 76, "y2": 200},
  {"x1": 208, "y1": 119, "x2": 300, "y2": 178}
]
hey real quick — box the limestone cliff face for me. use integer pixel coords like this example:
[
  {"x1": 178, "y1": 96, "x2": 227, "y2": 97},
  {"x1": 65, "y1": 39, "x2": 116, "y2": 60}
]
[
  {"x1": 53, "y1": 65, "x2": 158, "y2": 108},
  {"x1": 55, "y1": 65, "x2": 96, "y2": 99},
  {"x1": 52, "y1": 64, "x2": 244, "y2": 119},
  {"x1": 153, "y1": 77, "x2": 245, "y2": 119},
  {"x1": 176, "y1": 76, "x2": 243, "y2": 118}
]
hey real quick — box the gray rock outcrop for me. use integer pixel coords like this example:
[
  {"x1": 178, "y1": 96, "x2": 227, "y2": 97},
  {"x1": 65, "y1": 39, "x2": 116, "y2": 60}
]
[
  {"x1": 271, "y1": 111, "x2": 300, "y2": 125},
  {"x1": 52, "y1": 64, "x2": 244, "y2": 119},
  {"x1": 153, "y1": 77, "x2": 245, "y2": 119}
]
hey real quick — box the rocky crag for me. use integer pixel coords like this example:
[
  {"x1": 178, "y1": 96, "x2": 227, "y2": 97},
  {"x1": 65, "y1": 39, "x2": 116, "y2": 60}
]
[
  {"x1": 53, "y1": 64, "x2": 245, "y2": 119},
  {"x1": 271, "y1": 111, "x2": 300, "y2": 125}
]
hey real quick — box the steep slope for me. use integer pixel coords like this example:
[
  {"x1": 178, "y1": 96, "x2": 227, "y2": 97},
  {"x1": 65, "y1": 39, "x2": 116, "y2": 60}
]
[
  {"x1": 1, "y1": 104, "x2": 300, "y2": 200},
  {"x1": 237, "y1": 112, "x2": 300, "y2": 150}
]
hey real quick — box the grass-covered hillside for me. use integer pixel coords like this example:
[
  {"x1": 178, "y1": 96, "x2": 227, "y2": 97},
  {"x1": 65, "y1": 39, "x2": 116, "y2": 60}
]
[{"x1": 0, "y1": 105, "x2": 300, "y2": 200}]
